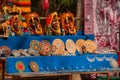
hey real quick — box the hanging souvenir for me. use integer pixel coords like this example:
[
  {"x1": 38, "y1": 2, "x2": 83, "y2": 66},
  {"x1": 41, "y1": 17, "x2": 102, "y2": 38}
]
[
  {"x1": 15, "y1": 61, "x2": 25, "y2": 73},
  {"x1": 29, "y1": 61, "x2": 39, "y2": 72},
  {"x1": 40, "y1": 40, "x2": 51, "y2": 56},
  {"x1": 25, "y1": 12, "x2": 42, "y2": 35},
  {"x1": 45, "y1": 12, "x2": 61, "y2": 36},
  {"x1": 66, "y1": 39, "x2": 76, "y2": 55},
  {"x1": 60, "y1": 12, "x2": 76, "y2": 35},
  {"x1": 10, "y1": 15, "x2": 24, "y2": 36}
]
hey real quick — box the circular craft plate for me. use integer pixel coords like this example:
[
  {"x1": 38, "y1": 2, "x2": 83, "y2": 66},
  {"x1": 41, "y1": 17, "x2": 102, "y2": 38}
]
[
  {"x1": 85, "y1": 40, "x2": 97, "y2": 53},
  {"x1": 30, "y1": 40, "x2": 41, "y2": 54},
  {"x1": 52, "y1": 39, "x2": 65, "y2": 55},
  {"x1": 29, "y1": 61, "x2": 39, "y2": 72},
  {"x1": 40, "y1": 40, "x2": 51, "y2": 56},
  {"x1": 15, "y1": 61, "x2": 25, "y2": 73},
  {"x1": 76, "y1": 39, "x2": 86, "y2": 54},
  {"x1": 52, "y1": 38, "x2": 65, "y2": 50},
  {"x1": 66, "y1": 39, "x2": 76, "y2": 54},
  {"x1": 1, "y1": 46, "x2": 11, "y2": 57},
  {"x1": 51, "y1": 45, "x2": 57, "y2": 53},
  {"x1": 110, "y1": 58, "x2": 119, "y2": 69}
]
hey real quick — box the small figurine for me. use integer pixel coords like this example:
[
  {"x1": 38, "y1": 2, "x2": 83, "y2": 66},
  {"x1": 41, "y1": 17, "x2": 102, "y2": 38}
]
[
  {"x1": 60, "y1": 12, "x2": 76, "y2": 35},
  {"x1": 45, "y1": 12, "x2": 61, "y2": 36},
  {"x1": 25, "y1": 12, "x2": 42, "y2": 35}
]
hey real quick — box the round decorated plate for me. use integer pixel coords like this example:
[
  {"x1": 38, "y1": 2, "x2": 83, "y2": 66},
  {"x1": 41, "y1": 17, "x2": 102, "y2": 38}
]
[
  {"x1": 40, "y1": 40, "x2": 51, "y2": 56},
  {"x1": 76, "y1": 39, "x2": 86, "y2": 54},
  {"x1": 66, "y1": 39, "x2": 76, "y2": 54},
  {"x1": 52, "y1": 38, "x2": 65, "y2": 50},
  {"x1": 51, "y1": 45, "x2": 57, "y2": 54},
  {"x1": 29, "y1": 61, "x2": 39, "y2": 72},
  {"x1": 30, "y1": 40, "x2": 41, "y2": 55},
  {"x1": 1, "y1": 46, "x2": 11, "y2": 57},
  {"x1": 85, "y1": 40, "x2": 97, "y2": 53},
  {"x1": 110, "y1": 58, "x2": 119, "y2": 69},
  {"x1": 15, "y1": 61, "x2": 25, "y2": 73}
]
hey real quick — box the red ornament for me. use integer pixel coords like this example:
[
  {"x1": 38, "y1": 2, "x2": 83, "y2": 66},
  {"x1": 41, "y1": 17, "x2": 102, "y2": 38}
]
[
  {"x1": 42, "y1": 0, "x2": 49, "y2": 11},
  {"x1": 16, "y1": 61, "x2": 25, "y2": 72}
]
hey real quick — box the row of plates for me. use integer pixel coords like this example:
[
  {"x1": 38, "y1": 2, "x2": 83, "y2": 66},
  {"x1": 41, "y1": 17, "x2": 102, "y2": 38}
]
[
  {"x1": 29, "y1": 39, "x2": 97, "y2": 56},
  {"x1": 0, "y1": 39, "x2": 97, "y2": 57}
]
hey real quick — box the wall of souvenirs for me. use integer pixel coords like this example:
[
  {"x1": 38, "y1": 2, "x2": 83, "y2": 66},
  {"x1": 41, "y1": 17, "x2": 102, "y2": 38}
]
[{"x1": 0, "y1": 0, "x2": 119, "y2": 76}]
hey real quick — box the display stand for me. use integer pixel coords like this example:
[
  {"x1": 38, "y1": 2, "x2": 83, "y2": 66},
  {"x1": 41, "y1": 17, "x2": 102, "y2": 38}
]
[{"x1": 0, "y1": 58, "x2": 120, "y2": 80}]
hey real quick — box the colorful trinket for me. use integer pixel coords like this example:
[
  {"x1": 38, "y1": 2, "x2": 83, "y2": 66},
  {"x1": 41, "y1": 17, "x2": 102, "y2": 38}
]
[
  {"x1": 40, "y1": 40, "x2": 51, "y2": 56},
  {"x1": 29, "y1": 61, "x2": 39, "y2": 72},
  {"x1": 15, "y1": 61, "x2": 25, "y2": 73}
]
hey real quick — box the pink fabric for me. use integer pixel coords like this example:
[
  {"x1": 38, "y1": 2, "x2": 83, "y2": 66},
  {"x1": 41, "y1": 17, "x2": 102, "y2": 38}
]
[
  {"x1": 84, "y1": 0, "x2": 94, "y2": 34},
  {"x1": 84, "y1": 0, "x2": 120, "y2": 51}
]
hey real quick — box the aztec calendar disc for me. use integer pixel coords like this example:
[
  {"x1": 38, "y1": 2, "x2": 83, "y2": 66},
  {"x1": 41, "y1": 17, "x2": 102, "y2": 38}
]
[
  {"x1": 30, "y1": 40, "x2": 41, "y2": 54},
  {"x1": 40, "y1": 40, "x2": 51, "y2": 56},
  {"x1": 76, "y1": 39, "x2": 86, "y2": 54},
  {"x1": 15, "y1": 61, "x2": 25, "y2": 72},
  {"x1": 85, "y1": 40, "x2": 97, "y2": 53},
  {"x1": 29, "y1": 61, "x2": 39, "y2": 72},
  {"x1": 66, "y1": 39, "x2": 76, "y2": 54},
  {"x1": 1, "y1": 46, "x2": 11, "y2": 57}
]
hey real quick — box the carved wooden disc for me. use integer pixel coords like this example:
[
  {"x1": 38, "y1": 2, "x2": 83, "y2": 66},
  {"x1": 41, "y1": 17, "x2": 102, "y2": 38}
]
[
  {"x1": 30, "y1": 40, "x2": 41, "y2": 54},
  {"x1": 76, "y1": 39, "x2": 86, "y2": 54},
  {"x1": 66, "y1": 39, "x2": 76, "y2": 54},
  {"x1": 52, "y1": 39, "x2": 65, "y2": 55},
  {"x1": 40, "y1": 40, "x2": 51, "y2": 56},
  {"x1": 29, "y1": 61, "x2": 39, "y2": 72},
  {"x1": 1, "y1": 46, "x2": 11, "y2": 57},
  {"x1": 85, "y1": 40, "x2": 97, "y2": 53}
]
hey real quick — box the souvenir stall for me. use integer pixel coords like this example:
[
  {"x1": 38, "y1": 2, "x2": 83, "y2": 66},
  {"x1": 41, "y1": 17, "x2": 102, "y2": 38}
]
[{"x1": 0, "y1": 0, "x2": 120, "y2": 80}]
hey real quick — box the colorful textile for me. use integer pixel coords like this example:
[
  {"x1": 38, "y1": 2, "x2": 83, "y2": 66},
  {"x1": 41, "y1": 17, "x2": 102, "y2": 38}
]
[
  {"x1": 13, "y1": 0, "x2": 31, "y2": 13},
  {"x1": 84, "y1": 0, "x2": 120, "y2": 51}
]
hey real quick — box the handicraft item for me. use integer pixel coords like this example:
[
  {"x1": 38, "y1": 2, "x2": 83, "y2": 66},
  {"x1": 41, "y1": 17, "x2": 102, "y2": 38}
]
[
  {"x1": 3, "y1": 5, "x2": 22, "y2": 20},
  {"x1": 60, "y1": 12, "x2": 76, "y2": 35},
  {"x1": 66, "y1": 39, "x2": 76, "y2": 55},
  {"x1": 110, "y1": 58, "x2": 119, "y2": 69},
  {"x1": 0, "y1": 46, "x2": 11, "y2": 57},
  {"x1": 29, "y1": 40, "x2": 40, "y2": 56},
  {"x1": 25, "y1": 12, "x2": 42, "y2": 35},
  {"x1": 52, "y1": 39, "x2": 67, "y2": 55},
  {"x1": 15, "y1": 61, "x2": 25, "y2": 72},
  {"x1": 45, "y1": 12, "x2": 61, "y2": 36},
  {"x1": 40, "y1": 40, "x2": 51, "y2": 56},
  {"x1": 29, "y1": 61, "x2": 39, "y2": 72},
  {"x1": 85, "y1": 40, "x2": 97, "y2": 53},
  {"x1": 76, "y1": 39, "x2": 87, "y2": 54},
  {"x1": 10, "y1": 15, "x2": 23, "y2": 36}
]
